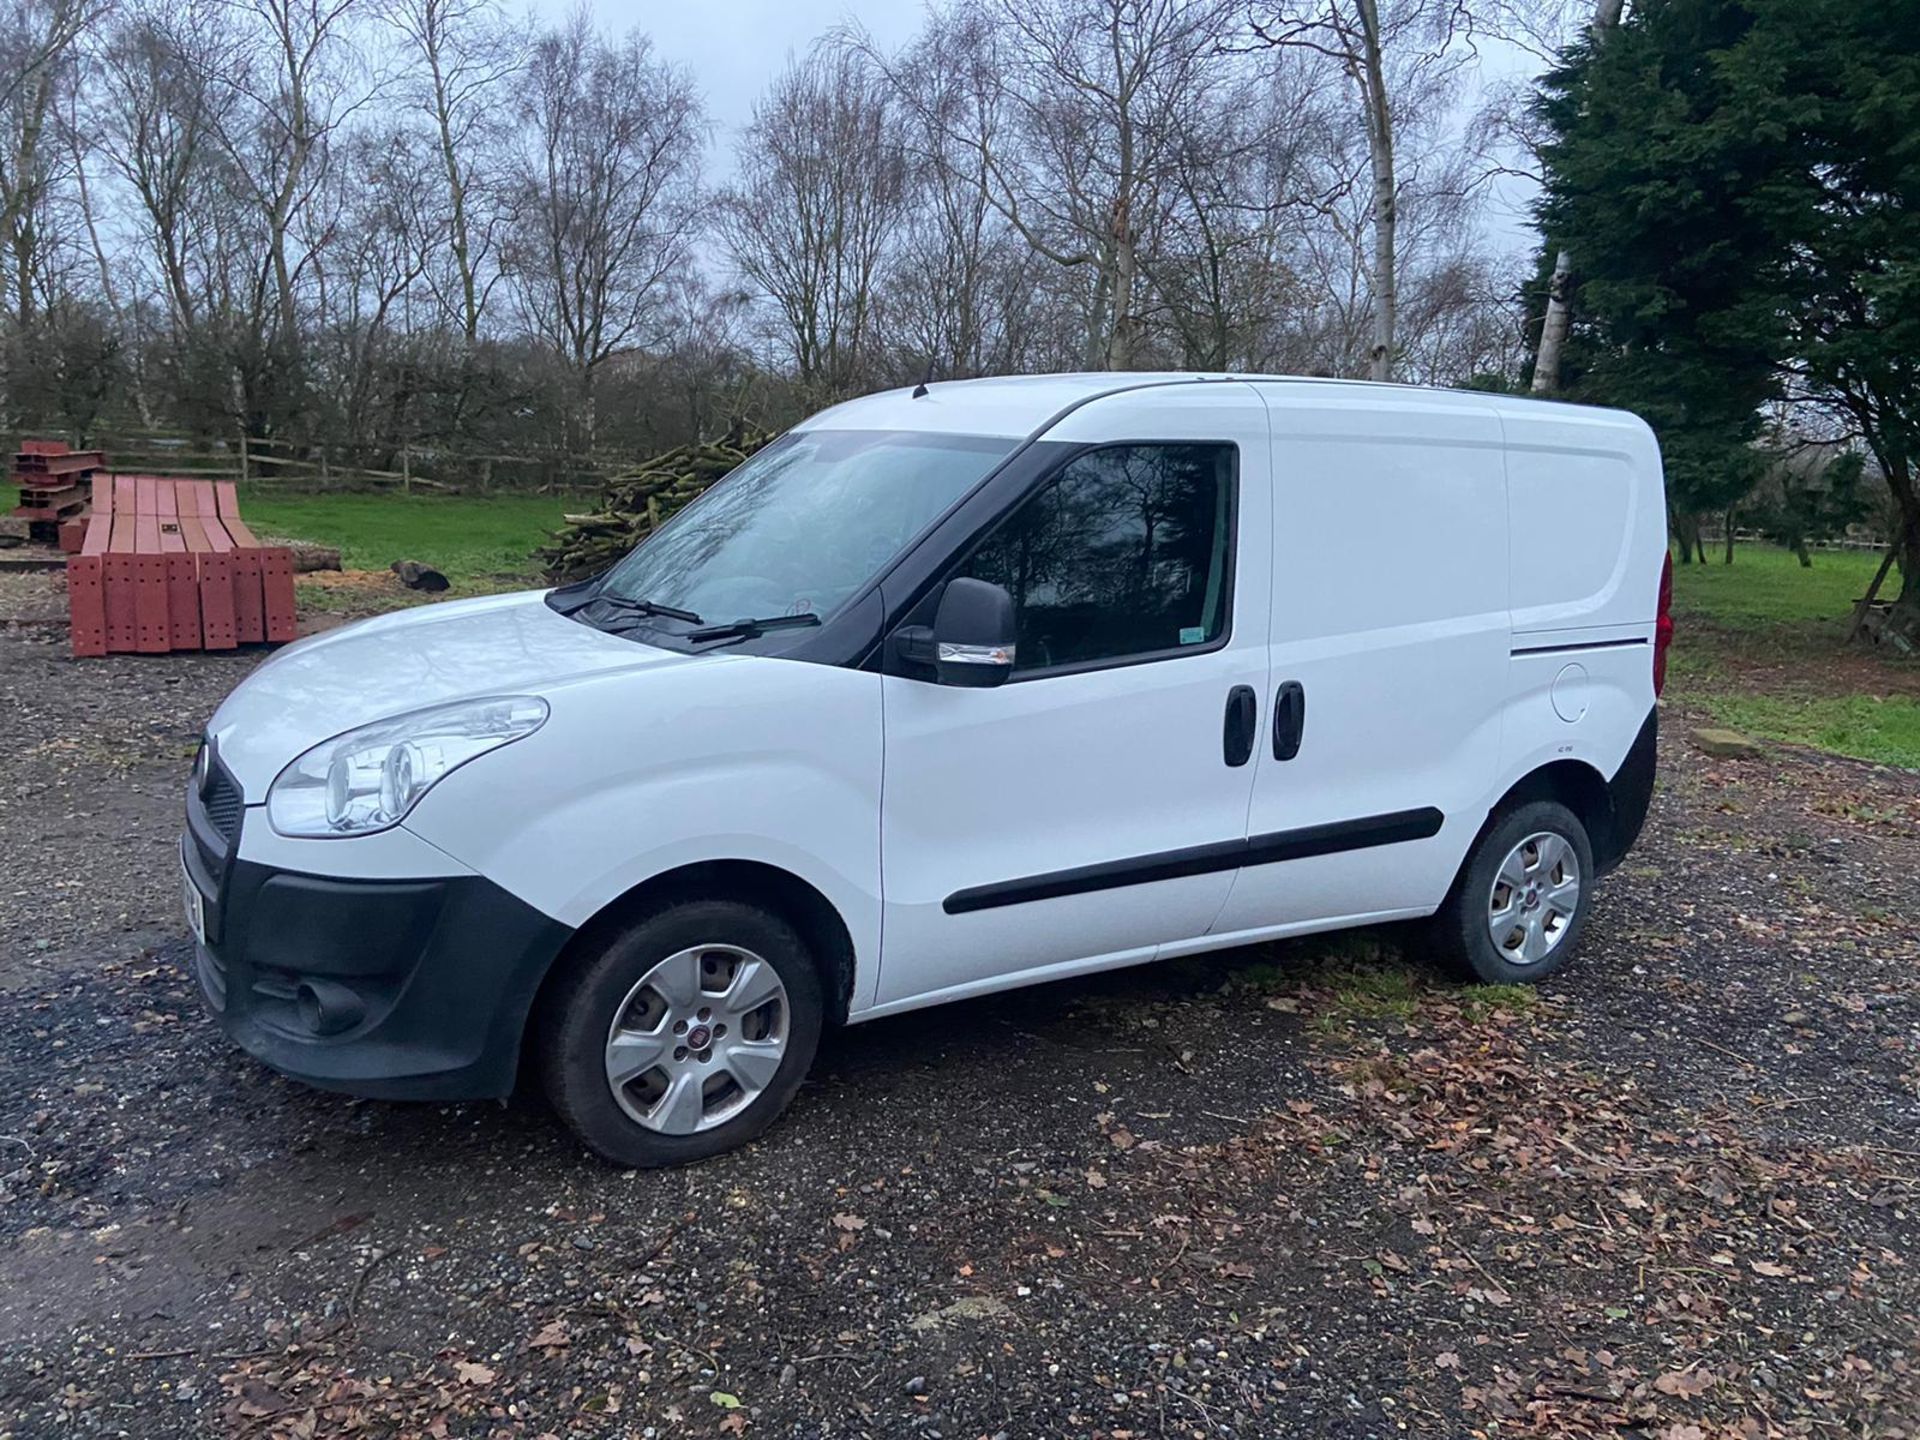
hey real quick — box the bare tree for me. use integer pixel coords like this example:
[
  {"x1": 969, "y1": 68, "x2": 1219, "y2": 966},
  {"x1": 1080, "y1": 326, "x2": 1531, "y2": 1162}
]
[
  {"x1": 1247, "y1": 0, "x2": 1474, "y2": 381},
  {"x1": 310, "y1": 123, "x2": 439, "y2": 449},
  {"x1": 384, "y1": 0, "x2": 520, "y2": 345},
  {"x1": 719, "y1": 50, "x2": 907, "y2": 402},
  {"x1": 0, "y1": 0, "x2": 103, "y2": 325},
  {"x1": 856, "y1": 10, "x2": 1059, "y2": 378},
  {"x1": 1139, "y1": 48, "x2": 1332, "y2": 369},
  {"x1": 873, "y1": 0, "x2": 1245, "y2": 372},
  {"x1": 504, "y1": 11, "x2": 702, "y2": 452},
  {"x1": 215, "y1": 0, "x2": 370, "y2": 358}
]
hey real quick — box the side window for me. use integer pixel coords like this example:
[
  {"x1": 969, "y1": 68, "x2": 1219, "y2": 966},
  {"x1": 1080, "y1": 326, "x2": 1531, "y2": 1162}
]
[{"x1": 962, "y1": 443, "x2": 1235, "y2": 673}]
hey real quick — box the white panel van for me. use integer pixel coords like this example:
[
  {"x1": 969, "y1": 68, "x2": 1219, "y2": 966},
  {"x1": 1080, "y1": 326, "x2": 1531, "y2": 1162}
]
[{"x1": 184, "y1": 375, "x2": 1671, "y2": 1166}]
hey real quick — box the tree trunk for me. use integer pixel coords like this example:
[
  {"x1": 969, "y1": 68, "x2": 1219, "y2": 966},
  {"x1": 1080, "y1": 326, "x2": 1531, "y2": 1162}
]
[
  {"x1": 1357, "y1": 0, "x2": 1395, "y2": 382},
  {"x1": 1531, "y1": 251, "x2": 1574, "y2": 395},
  {"x1": 1723, "y1": 507, "x2": 1736, "y2": 563},
  {"x1": 1106, "y1": 226, "x2": 1137, "y2": 371},
  {"x1": 1886, "y1": 497, "x2": 1920, "y2": 646},
  {"x1": 1527, "y1": 0, "x2": 1627, "y2": 395},
  {"x1": 1672, "y1": 510, "x2": 1698, "y2": 562}
]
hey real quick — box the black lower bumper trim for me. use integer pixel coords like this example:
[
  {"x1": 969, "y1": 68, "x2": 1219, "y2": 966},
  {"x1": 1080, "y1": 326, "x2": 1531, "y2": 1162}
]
[
  {"x1": 190, "y1": 835, "x2": 573, "y2": 1101},
  {"x1": 1596, "y1": 706, "x2": 1659, "y2": 873}
]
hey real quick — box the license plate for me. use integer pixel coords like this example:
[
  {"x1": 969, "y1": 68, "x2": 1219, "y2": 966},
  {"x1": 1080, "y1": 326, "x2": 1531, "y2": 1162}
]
[{"x1": 181, "y1": 860, "x2": 207, "y2": 945}]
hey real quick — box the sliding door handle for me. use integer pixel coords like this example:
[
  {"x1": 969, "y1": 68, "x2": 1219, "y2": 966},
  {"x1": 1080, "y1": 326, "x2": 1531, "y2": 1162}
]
[
  {"x1": 1273, "y1": 680, "x2": 1306, "y2": 761},
  {"x1": 1223, "y1": 685, "x2": 1256, "y2": 767}
]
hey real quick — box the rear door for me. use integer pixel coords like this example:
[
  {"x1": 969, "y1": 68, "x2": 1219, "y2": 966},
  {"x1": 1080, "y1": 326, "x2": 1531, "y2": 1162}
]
[
  {"x1": 874, "y1": 384, "x2": 1273, "y2": 1008},
  {"x1": 1199, "y1": 387, "x2": 1509, "y2": 943}
]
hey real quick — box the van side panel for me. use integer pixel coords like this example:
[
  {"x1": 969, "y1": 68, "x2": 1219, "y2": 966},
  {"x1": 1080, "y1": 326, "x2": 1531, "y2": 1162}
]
[
  {"x1": 1490, "y1": 405, "x2": 1664, "y2": 820},
  {"x1": 1207, "y1": 387, "x2": 1510, "y2": 934},
  {"x1": 1502, "y1": 405, "x2": 1665, "y2": 638}
]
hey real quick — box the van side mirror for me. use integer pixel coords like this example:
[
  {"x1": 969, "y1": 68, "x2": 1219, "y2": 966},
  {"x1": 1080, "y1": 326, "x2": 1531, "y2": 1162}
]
[{"x1": 895, "y1": 577, "x2": 1016, "y2": 687}]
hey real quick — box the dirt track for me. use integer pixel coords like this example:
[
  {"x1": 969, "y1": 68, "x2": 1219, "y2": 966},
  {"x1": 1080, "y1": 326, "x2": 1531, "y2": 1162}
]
[{"x1": 1, "y1": 589, "x2": 1916, "y2": 1439}]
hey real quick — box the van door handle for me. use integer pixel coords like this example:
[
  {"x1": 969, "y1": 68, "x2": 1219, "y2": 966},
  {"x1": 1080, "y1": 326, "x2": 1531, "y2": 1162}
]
[
  {"x1": 1273, "y1": 680, "x2": 1306, "y2": 761},
  {"x1": 1223, "y1": 685, "x2": 1257, "y2": 767}
]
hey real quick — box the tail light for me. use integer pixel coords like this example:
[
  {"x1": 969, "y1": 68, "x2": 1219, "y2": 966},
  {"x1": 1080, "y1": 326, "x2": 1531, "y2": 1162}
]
[{"x1": 1653, "y1": 549, "x2": 1674, "y2": 696}]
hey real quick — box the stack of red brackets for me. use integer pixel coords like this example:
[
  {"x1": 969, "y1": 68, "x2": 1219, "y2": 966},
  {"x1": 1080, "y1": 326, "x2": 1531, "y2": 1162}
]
[
  {"x1": 68, "y1": 476, "x2": 297, "y2": 657},
  {"x1": 11, "y1": 441, "x2": 103, "y2": 543}
]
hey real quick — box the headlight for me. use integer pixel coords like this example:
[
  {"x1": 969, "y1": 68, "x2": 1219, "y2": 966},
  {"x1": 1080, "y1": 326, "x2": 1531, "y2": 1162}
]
[{"x1": 267, "y1": 696, "x2": 548, "y2": 838}]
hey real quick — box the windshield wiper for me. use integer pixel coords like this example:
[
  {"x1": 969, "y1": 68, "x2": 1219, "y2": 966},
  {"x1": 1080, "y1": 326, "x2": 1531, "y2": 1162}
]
[
  {"x1": 685, "y1": 612, "x2": 822, "y2": 644},
  {"x1": 589, "y1": 594, "x2": 704, "y2": 626}
]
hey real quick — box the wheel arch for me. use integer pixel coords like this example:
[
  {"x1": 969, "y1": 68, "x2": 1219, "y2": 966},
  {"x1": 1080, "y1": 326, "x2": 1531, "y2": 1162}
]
[
  {"x1": 1444, "y1": 756, "x2": 1619, "y2": 913},
  {"x1": 1495, "y1": 759, "x2": 1618, "y2": 862},
  {"x1": 531, "y1": 859, "x2": 860, "y2": 1037}
]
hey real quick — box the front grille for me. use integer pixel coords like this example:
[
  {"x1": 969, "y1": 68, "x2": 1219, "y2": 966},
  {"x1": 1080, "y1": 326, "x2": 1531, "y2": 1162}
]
[{"x1": 202, "y1": 762, "x2": 242, "y2": 844}]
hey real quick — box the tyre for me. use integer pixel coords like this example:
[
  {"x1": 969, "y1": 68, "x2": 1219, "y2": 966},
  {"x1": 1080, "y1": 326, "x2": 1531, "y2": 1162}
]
[
  {"x1": 537, "y1": 898, "x2": 824, "y2": 1167},
  {"x1": 1431, "y1": 799, "x2": 1594, "y2": 985}
]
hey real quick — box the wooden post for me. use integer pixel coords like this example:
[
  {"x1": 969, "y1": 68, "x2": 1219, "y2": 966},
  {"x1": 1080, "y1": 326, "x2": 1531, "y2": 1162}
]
[
  {"x1": 238, "y1": 432, "x2": 250, "y2": 483},
  {"x1": 1846, "y1": 546, "x2": 1898, "y2": 643}
]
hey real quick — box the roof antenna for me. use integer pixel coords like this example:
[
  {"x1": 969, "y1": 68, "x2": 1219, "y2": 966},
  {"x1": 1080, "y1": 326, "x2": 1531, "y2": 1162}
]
[{"x1": 912, "y1": 358, "x2": 934, "y2": 399}]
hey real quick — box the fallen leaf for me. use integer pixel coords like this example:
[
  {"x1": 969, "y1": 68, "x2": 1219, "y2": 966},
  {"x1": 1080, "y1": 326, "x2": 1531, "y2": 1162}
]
[
  {"x1": 235, "y1": 1380, "x2": 288, "y2": 1417},
  {"x1": 1435, "y1": 1351, "x2": 1460, "y2": 1370},
  {"x1": 1653, "y1": 1368, "x2": 1714, "y2": 1399},
  {"x1": 1749, "y1": 1260, "x2": 1792, "y2": 1278},
  {"x1": 710, "y1": 1391, "x2": 743, "y2": 1409},
  {"x1": 453, "y1": 1361, "x2": 495, "y2": 1385},
  {"x1": 832, "y1": 1213, "x2": 866, "y2": 1233},
  {"x1": 1109, "y1": 1127, "x2": 1136, "y2": 1151},
  {"x1": 1085, "y1": 1168, "x2": 1108, "y2": 1189},
  {"x1": 530, "y1": 1319, "x2": 570, "y2": 1350},
  {"x1": 719, "y1": 1414, "x2": 750, "y2": 1435}
]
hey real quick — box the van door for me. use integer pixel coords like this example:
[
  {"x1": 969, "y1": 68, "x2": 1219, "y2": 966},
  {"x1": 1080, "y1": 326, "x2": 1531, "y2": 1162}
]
[
  {"x1": 1197, "y1": 388, "x2": 1509, "y2": 945},
  {"x1": 873, "y1": 385, "x2": 1272, "y2": 1009}
]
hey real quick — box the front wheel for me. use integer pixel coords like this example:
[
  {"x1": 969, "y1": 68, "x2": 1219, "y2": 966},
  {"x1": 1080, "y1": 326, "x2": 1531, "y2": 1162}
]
[
  {"x1": 1431, "y1": 799, "x2": 1594, "y2": 984},
  {"x1": 537, "y1": 899, "x2": 823, "y2": 1167}
]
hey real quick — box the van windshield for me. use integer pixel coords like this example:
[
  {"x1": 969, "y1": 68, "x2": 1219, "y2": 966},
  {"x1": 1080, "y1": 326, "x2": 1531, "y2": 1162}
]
[{"x1": 589, "y1": 429, "x2": 1015, "y2": 630}]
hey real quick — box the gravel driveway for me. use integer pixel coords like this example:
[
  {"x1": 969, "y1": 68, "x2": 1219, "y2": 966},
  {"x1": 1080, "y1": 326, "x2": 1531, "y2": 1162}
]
[{"x1": 1, "y1": 583, "x2": 1916, "y2": 1439}]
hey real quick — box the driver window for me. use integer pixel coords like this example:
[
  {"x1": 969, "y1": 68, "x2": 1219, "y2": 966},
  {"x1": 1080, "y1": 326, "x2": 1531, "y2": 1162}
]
[{"x1": 961, "y1": 443, "x2": 1235, "y2": 673}]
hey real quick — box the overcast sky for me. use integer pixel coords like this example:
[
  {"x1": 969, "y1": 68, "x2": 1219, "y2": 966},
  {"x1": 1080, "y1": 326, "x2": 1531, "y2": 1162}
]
[
  {"x1": 528, "y1": 0, "x2": 1546, "y2": 256},
  {"x1": 541, "y1": 0, "x2": 926, "y2": 143}
]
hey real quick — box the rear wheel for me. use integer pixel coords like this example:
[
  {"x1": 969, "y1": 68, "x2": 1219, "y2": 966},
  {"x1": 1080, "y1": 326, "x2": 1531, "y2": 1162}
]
[
  {"x1": 1432, "y1": 800, "x2": 1593, "y2": 984},
  {"x1": 538, "y1": 899, "x2": 823, "y2": 1167}
]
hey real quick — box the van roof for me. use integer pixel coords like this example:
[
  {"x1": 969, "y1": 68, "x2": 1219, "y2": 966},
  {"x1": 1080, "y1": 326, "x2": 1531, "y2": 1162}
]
[{"x1": 793, "y1": 372, "x2": 1628, "y2": 441}]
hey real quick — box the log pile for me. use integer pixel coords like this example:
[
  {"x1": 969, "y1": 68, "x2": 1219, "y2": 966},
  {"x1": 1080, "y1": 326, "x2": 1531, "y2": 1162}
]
[{"x1": 537, "y1": 429, "x2": 776, "y2": 582}]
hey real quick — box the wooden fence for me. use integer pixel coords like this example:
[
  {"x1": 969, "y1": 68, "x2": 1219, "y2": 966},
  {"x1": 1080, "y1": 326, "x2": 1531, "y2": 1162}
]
[{"x1": 3, "y1": 429, "x2": 631, "y2": 495}]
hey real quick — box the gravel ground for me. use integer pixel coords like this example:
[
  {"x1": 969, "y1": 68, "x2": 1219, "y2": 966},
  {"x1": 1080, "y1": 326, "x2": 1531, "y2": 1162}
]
[{"x1": 0, "y1": 575, "x2": 1916, "y2": 1439}]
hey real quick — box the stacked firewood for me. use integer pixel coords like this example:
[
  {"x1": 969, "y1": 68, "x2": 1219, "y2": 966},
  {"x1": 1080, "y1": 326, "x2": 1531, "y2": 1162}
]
[{"x1": 537, "y1": 429, "x2": 775, "y2": 582}]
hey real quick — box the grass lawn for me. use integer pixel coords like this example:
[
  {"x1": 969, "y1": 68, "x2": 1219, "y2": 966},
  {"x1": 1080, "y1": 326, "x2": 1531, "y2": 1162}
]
[
  {"x1": 240, "y1": 490, "x2": 571, "y2": 590},
  {"x1": 1668, "y1": 542, "x2": 1887, "y2": 627},
  {"x1": 1667, "y1": 542, "x2": 1919, "y2": 768}
]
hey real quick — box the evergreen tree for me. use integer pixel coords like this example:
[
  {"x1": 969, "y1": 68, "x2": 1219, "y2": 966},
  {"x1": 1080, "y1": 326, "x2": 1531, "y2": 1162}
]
[
  {"x1": 1535, "y1": 0, "x2": 1920, "y2": 635},
  {"x1": 1534, "y1": 0, "x2": 1786, "y2": 563}
]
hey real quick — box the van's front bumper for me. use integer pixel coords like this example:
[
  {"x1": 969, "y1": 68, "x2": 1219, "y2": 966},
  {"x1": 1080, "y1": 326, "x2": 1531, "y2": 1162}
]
[{"x1": 182, "y1": 766, "x2": 572, "y2": 1102}]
